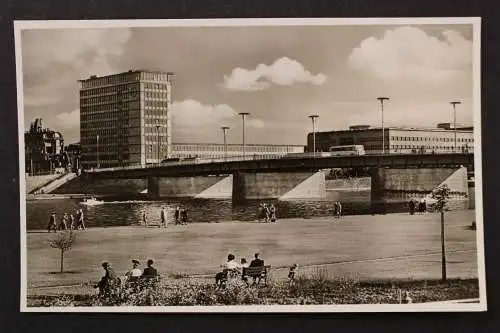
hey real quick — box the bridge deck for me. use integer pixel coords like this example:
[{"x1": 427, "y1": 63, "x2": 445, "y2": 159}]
[{"x1": 86, "y1": 153, "x2": 474, "y2": 179}]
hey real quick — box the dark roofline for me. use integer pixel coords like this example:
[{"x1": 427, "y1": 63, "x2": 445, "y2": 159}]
[
  {"x1": 310, "y1": 126, "x2": 473, "y2": 135},
  {"x1": 79, "y1": 69, "x2": 173, "y2": 82}
]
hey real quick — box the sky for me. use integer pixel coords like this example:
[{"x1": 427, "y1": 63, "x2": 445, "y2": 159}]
[{"x1": 20, "y1": 22, "x2": 475, "y2": 145}]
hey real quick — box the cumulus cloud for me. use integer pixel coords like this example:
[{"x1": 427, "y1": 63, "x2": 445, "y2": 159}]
[
  {"x1": 223, "y1": 57, "x2": 327, "y2": 91},
  {"x1": 22, "y1": 28, "x2": 132, "y2": 77},
  {"x1": 347, "y1": 27, "x2": 472, "y2": 83},
  {"x1": 172, "y1": 100, "x2": 238, "y2": 127},
  {"x1": 21, "y1": 28, "x2": 132, "y2": 124}
]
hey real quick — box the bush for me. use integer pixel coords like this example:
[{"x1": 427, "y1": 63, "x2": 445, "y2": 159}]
[{"x1": 28, "y1": 276, "x2": 480, "y2": 307}]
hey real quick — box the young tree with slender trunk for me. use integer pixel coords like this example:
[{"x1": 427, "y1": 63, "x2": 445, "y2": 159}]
[
  {"x1": 431, "y1": 184, "x2": 451, "y2": 281},
  {"x1": 49, "y1": 230, "x2": 76, "y2": 273}
]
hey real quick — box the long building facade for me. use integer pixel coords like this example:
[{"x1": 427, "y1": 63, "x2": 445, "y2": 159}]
[
  {"x1": 171, "y1": 143, "x2": 305, "y2": 160},
  {"x1": 308, "y1": 124, "x2": 474, "y2": 154},
  {"x1": 79, "y1": 70, "x2": 173, "y2": 169}
]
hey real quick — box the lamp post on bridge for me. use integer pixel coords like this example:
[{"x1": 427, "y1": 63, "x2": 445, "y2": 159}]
[
  {"x1": 308, "y1": 114, "x2": 319, "y2": 158},
  {"x1": 377, "y1": 97, "x2": 390, "y2": 155},
  {"x1": 221, "y1": 126, "x2": 230, "y2": 160},
  {"x1": 450, "y1": 101, "x2": 461, "y2": 153},
  {"x1": 238, "y1": 112, "x2": 250, "y2": 159}
]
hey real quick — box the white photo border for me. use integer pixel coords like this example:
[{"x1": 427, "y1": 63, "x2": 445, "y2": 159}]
[{"x1": 15, "y1": 17, "x2": 485, "y2": 313}]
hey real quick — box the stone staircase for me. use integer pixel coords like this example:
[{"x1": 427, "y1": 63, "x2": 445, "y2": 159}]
[{"x1": 32, "y1": 172, "x2": 77, "y2": 194}]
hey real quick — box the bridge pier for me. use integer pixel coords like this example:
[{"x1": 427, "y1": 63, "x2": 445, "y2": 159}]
[
  {"x1": 370, "y1": 166, "x2": 469, "y2": 212},
  {"x1": 232, "y1": 171, "x2": 326, "y2": 204},
  {"x1": 147, "y1": 177, "x2": 160, "y2": 199}
]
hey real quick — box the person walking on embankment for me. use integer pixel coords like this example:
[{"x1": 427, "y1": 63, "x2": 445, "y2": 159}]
[{"x1": 47, "y1": 213, "x2": 57, "y2": 233}]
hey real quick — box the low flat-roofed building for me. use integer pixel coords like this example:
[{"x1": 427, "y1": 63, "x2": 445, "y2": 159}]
[
  {"x1": 307, "y1": 125, "x2": 474, "y2": 154},
  {"x1": 171, "y1": 143, "x2": 305, "y2": 160}
]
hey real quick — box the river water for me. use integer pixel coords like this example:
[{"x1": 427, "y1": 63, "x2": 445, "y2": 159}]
[{"x1": 26, "y1": 190, "x2": 413, "y2": 230}]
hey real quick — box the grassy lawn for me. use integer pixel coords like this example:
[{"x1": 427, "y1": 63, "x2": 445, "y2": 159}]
[{"x1": 27, "y1": 210, "x2": 478, "y2": 293}]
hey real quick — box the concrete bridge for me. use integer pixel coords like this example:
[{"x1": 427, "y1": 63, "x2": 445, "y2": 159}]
[
  {"x1": 86, "y1": 153, "x2": 474, "y2": 179},
  {"x1": 68, "y1": 153, "x2": 475, "y2": 209}
]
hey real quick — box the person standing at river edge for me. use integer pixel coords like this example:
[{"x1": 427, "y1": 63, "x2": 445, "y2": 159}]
[
  {"x1": 160, "y1": 207, "x2": 168, "y2": 228},
  {"x1": 77, "y1": 209, "x2": 86, "y2": 230},
  {"x1": 60, "y1": 213, "x2": 69, "y2": 230},
  {"x1": 47, "y1": 213, "x2": 57, "y2": 233},
  {"x1": 269, "y1": 204, "x2": 277, "y2": 222},
  {"x1": 69, "y1": 214, "x2": 76, "y2": 230}
]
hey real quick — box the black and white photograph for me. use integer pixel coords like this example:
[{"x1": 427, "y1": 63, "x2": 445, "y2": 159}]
[{"x1": 15, "y1": 18, "x2": 485, "y2": 312}]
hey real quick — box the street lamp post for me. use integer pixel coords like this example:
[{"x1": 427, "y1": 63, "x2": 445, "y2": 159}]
[
  {"x1": 155, "y1": 121, "x2": 160, "y2": 164},
  {"x1": 377, "y1": 97, "x2": 390, "y2": 154},
  {"x1": 450, "y1": 101, "x2": 461, "y2": 153},
  {"x1": 221, "y1": 126, "x2": 230, "y2": 160},
  {"x1": 238, "y1": 112, "x2": 250, "y2": 158},
  {"x1": 308, "y1": 115, "x2": 319, "y2": 157},
  {"x1": 96, "y1": 134, "x2": 100, "y2": 169}
]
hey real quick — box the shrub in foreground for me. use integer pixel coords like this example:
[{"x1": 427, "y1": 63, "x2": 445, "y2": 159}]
[{"x1": 27, "y1": 276, "x2": 480, "y2": 307}]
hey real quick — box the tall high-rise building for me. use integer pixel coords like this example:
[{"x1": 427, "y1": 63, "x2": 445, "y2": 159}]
[{"x1": 79, "y1": 70, "x2": 173, "y2": 168}]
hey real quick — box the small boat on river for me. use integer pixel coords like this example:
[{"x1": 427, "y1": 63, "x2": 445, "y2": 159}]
[{"x1": 81, "y1": 197, "x2": 104, "y2": 206}]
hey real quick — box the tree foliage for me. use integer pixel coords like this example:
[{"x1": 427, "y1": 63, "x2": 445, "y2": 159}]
[
  {"x1": 49, "y1": 230, "x2": 76, "y2": 273},
  {"x1": 431, "y1": 184, "x2": 451, "y2": 212}
]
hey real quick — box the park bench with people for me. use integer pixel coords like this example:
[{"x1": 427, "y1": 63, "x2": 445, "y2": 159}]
[{"x1": 243, "y1": 265, "x2": 271, "y2": 286}]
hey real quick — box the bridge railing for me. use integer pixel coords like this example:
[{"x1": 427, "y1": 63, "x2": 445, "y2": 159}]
[{"x1": 86, "y1": 150, "x2": 473, "y2": 173}]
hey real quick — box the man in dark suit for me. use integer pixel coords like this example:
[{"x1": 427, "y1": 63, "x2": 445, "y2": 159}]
[
  {"x1": 142, "y1": 259, "x2": 158, "y2": 279},
  {"x1": 249, "y1": 253, "x2": 264, "y2": 267},
  {"x1": 249, "y1": 253, "x2": 265, "y2": 285}
]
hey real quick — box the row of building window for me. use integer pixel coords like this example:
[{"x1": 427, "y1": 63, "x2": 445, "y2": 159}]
[
  {"x1": 80, "y1": 84, "x2": 139, "y2": 97},
  {"x1": 81, "y1": 105, "x2": 138, "y2": 115},
  {"x1": 390, "y1": 136, "x2": 473, "y2": 143},
  {"x1": 82, "y1": 94, "x2": 139, "y2": 106},
  {"x1": 144, "y1": 91, "x2": 168, "y2": 99},
  {"x1": 390, "y1": 145, "x2": 469, "y2": 150},
  {"x1": 145, "y1": 100, "x2": 169, "y2": 108},
  {"x1": 144, "y1": 82, "x2": 170, "y2": 89}
]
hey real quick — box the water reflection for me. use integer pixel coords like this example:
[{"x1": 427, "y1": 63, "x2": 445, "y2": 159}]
[{"x1": 25, "y1": 190, "x2": 409, "y2": 230}]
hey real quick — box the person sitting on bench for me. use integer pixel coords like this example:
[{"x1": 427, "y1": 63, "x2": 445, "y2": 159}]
[
  {"x1": 248, "y1": 253, "x2": 265, "y2": 285},
  {"x1": 288, "y1": 263, "x2": 298, "y2": 285},
  {"x1": 125, "y1": 259, "x2": 142, "y2": 287},
  {"x1": 95, "y1": 262, "x2": 119, "y2": 296},
  {"x1": 240, "y1": 258, "x2": 249, "y2": 283},
  {"x1": 141, "y1": 259, "x2": 158, "y2": 279},
  {"x1": 249, "y1": 253, "x2": 264, "y2": 268},
  {"x1": 215, "y1": 254, "x2": 240, "y2": 288}
]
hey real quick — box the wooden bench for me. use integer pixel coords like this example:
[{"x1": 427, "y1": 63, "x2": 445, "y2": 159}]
[{"x1": 243, "y1": 265, "x2": 271, "y2": 286}]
